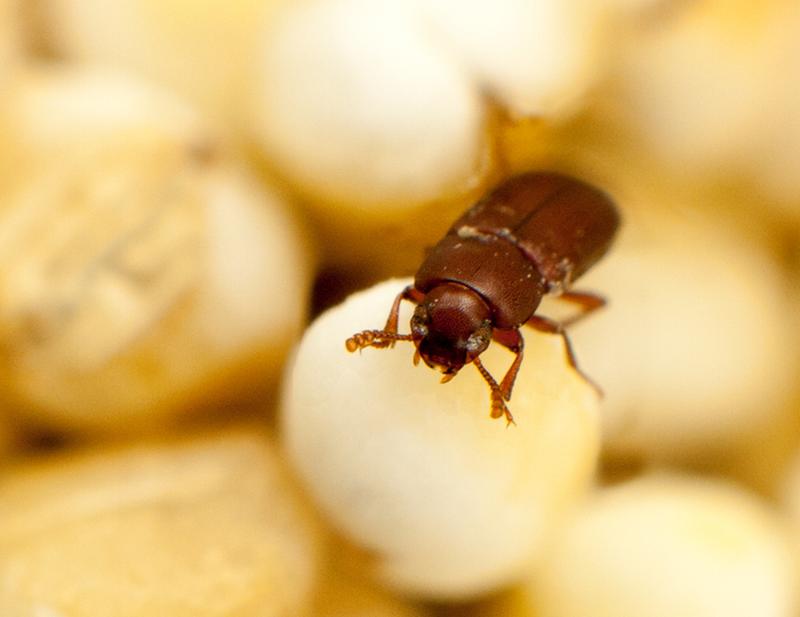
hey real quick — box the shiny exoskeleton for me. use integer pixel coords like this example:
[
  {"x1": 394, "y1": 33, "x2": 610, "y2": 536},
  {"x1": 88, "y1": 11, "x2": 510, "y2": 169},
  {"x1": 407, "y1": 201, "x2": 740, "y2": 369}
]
[{"x1": 346, "y1": 172, "x2": 620, "y2": 424}]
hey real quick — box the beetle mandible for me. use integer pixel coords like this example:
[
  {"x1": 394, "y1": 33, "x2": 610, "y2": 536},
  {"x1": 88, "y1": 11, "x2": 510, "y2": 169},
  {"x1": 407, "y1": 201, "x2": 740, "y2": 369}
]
[{"x1": 346, "y1": 171, "x2": 620, "y2": 424}]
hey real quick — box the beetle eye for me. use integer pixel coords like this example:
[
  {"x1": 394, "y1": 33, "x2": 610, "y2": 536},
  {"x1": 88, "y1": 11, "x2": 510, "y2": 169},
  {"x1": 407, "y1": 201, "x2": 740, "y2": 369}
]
[
  {"x1": 465, "y1": 333, "x2": 484, "y2": 353},
  {"x1": 466, "y1": 321, "x2": 492, "y2": 354},
  {"x1": 412, "y1": 320, "x2": 428, "y2": 338},
  {"x1": 411, "y1": 306, "x2": 429, "y2": 338}
]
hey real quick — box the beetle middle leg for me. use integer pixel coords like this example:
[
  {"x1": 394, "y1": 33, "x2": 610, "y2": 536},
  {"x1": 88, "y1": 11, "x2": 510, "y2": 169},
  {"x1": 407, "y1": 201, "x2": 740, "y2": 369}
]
[
  {"x1": 526, "y1": 314, "x2": 602, "y2": 397},
  {"x1": 556, "y1": 290, "x2": 606, "y2": 327},
  {"x1": 345, "y1": 285, "x2": 424, "y2": 351}
]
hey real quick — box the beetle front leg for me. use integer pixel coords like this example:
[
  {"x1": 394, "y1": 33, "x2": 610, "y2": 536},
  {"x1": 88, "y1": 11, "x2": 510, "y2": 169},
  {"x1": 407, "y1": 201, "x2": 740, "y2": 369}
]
[
  {"x1": 526, "y1": 314, "x2": 602, "y2": 397},
  {"x1": 473, "y1": 357, "x2": 515, "y2": 426},
  {"x1": 376, "y1": 285, "x2": 424, "y2": 347},
  {"x1": 345, "y1": 285, "x2": 423, "y2": 351},
  {"x1": 492, "y1": 328, "x2": 524, "y2": 402}
]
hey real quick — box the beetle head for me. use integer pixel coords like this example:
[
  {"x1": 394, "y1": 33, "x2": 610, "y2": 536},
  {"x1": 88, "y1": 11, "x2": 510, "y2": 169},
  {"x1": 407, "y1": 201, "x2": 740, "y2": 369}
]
[{"x1": 410, "y1": 283, "x2": 493, "y2": 376}]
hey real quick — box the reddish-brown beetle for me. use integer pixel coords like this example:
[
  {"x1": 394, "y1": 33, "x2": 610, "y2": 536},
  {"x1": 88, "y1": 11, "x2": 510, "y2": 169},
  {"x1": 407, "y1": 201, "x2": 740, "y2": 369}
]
[{"x1": 346, "y1": 172, "x2": 620, "y2": 424}]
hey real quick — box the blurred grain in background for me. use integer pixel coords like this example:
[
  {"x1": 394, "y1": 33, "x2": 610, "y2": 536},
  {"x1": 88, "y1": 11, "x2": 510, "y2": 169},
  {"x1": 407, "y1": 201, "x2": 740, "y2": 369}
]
[{"x1": 1, "y1": 0, "x2": 799, "y2": 615}]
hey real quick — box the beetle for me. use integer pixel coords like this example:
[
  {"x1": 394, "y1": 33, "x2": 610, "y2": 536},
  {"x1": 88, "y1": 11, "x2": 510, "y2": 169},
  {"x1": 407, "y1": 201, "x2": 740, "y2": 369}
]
[{"x1": 345, "y1": 171, "x2": 620, "y2": 424}]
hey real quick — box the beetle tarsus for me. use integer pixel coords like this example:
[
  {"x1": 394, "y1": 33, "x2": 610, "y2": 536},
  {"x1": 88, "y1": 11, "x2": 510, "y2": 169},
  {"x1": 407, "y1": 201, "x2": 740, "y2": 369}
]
[
  {"x1": 504, "y1": 409, "x2": 516, "y2": 427},
  {"x1": 473, "y1": 357, "x2": 516, "y2": 427},
  {"x1": 491, "y1": 392, "x2": 515, "y2": 426},
  {"x1": 345, "y1": 329, "x2": 413, "y2": 352},
  {"x1": 345, "y1": 330, "x2": 376, "y2": 351}
]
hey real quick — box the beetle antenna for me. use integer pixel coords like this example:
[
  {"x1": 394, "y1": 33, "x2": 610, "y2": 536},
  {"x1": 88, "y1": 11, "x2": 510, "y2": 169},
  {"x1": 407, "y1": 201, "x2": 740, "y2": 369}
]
[
  {"x1": 345, "y1": 330, "x2": 414, "y2": 352},
  {"x1": 473, "y1": 357, "x2": 515, "y2": 426}
]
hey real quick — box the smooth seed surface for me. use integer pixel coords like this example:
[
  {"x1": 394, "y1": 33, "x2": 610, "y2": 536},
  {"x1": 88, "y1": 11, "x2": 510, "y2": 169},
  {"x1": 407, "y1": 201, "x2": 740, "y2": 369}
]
[{"x1": 282, "y1": 278, "x2": 600, "y2": 600}]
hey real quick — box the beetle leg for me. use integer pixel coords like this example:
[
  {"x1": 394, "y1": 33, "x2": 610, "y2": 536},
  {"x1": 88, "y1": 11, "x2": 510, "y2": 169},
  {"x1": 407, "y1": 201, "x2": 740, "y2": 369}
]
[
  {"x1": 557, "y1": 290, "x2": 606, "y2": 327},
  {"x1": 345, "y1": 329, "x2": 414, "y2": 352},
  {"x1": 491, "y1": 328, "x2": 524, "y2": 401},
  {"x1": 473, "y1": 357, "x2": 515, "y2": 426},
  {"x1": 377, "y1": 285, "x2": 424, "y2": 345},
  {"x1": 526, "y1": 314, "x2": 603, "y2": 397},
  {"x1": 345, "y1": 285, "x2": 422, "y2": 351}
]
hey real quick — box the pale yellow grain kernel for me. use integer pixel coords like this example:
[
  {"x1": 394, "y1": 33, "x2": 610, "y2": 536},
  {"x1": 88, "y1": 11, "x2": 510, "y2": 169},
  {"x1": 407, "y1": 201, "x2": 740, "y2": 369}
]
[
  {"x1": 562, "y1": 199, "x2": 796, "y2": 464},
  {"x1": 36, "y1": 0, "x2": 289, "y2": 131},
  {"x1": 532, "y1": 474, "x2": 797, "y2": 617},
  {"x1": 282, "y1": 278, "x2": 600, "y2": 600},
  {"x1": 0, "y1": 66, "x2": 311, "y2": 433},
  {"x1": 0, "y1": 429, "x2": 321, "y2": 617}
]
